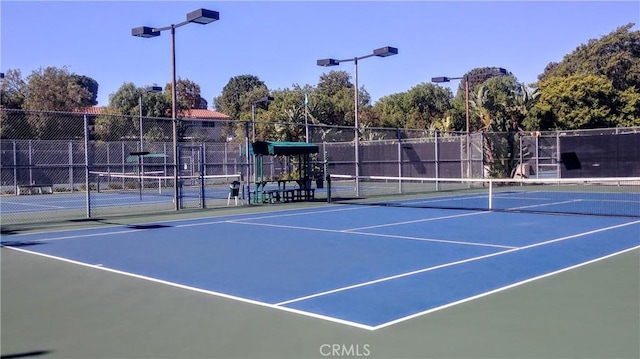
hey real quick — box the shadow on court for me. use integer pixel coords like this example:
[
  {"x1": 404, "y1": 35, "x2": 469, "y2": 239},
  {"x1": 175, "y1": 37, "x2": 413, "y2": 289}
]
[{"x1": 1, "y1": 350, "x2": 53, "y2": 359}]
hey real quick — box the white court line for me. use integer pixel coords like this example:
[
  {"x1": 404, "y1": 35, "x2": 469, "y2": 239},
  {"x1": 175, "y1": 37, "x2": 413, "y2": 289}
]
[
  {"x1": 507, "y1": 199, "x2": 583, "y2": 210},
  {"x1": 344, "y1": 211, "x2": 487, "y2": 231},
  {"x1": 228, "y1": 205, "x2": 367, "y2": 222},
  {"x1": 0, "y1": 203, "x2": 347, "y2": 238},
  {"x1": 3, "y1": 201, "x2": 67, "y2": 209},
  {"x1": 345, "y1": 231, "x2": 517, "y2": 249},
  {"x1": 3, "y1": 246, "x2": 375, "y2": 331},
  {"x1": 373, "y1": 245, "x2": 640, "y2": 330},
  {"x1": 275, "y1": 219, "x2": 640, "y2": 306},
  {"x1": 227, "y1": 220, "x2": 513, "y2": 249}
]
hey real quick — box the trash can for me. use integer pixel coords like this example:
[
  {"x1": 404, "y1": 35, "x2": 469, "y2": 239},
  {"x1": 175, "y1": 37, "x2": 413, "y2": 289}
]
[{"x1": 228, "y1": 181, "x2": 240, "y2": 205}]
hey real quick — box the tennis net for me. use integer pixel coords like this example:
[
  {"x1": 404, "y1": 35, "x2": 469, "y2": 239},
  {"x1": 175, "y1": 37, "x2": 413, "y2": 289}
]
[
  {"x1": 327, "y1": 174, "x2": 640, "y2": 217},
  {"x1": 91, "y1": 172, "x2": 242, "y2": 199}
]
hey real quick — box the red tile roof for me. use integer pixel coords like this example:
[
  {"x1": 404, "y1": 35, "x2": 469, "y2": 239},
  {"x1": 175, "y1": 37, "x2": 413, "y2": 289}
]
[
  {"x1": 74, "y1": 106, "x2": 230, "y2": 120},
  {"x1": 74, "y1": 106, "x2": 103, "y2": 115},
  {"x1": 178, "y1": 109, "x2": 230, "y2": 120}
]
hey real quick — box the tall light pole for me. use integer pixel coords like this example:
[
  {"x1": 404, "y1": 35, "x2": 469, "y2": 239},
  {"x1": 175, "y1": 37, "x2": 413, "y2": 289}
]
[
  {"x1": 317, "y1": 46, "x2": 398, "y2": 196},
  {"x1": 132, "y1": 8, "x2": 219, "y2": 211},
  {"x1": 432, "y1": 67, "x2": 507, "y2": 178}
]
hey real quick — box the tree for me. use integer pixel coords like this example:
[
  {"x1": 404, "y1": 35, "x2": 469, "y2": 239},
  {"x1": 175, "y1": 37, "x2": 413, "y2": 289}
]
[
  {"x1": 95, "y1": 83, "x2": 170, "y2": 141},
  {"x1": 312, "y1": 70, "x2": 374, "y2": 127},
  {"x1": 0, "y1": 69, "x2": 27, "y2": 109},
  {"x1": 528, "y1": 74, "x2": 620, "y2": 130},
  {"x1": 21, "y1": 67, "x2": 94, "y2": 139},
  {"x1": 73, "y1": 74, "x2": 99, "y2": 107},
  {"x1": 0, "y1": 69, "x2": 28, "y2": 138},
  {"x1": 466, "y1": 75, "x2": 538, "y2": 179},
  {"x1": 175, "y1": 78, "x2": 204, "y2": 109},
  {"x1": 375, "y1": 83, "x2": 453, "y2": 131},
  {"x1": 531, "y1": 23, "x2": 640, "y2": 129},
  {"x1": 23, "y1": 66, "x2": 93, "y2": 112},
  {"x1": 317, "y1": 70, "x2": 352, "y2": 97},
  {"x1": 538, "y1": 23, "x2": 640, "y2": 92},
  {"x1": 213, "y1": 75, "x2": 268, "y2": 120}
]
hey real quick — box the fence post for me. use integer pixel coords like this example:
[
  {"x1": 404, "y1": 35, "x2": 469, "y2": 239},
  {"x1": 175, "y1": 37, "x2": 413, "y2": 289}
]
[
  {"x1": 460, "y1": 136, "x2": 464, "y2": 178},
  {"x1": 29, "y1": 140, "x2": 33, "y2": 185},
  {"x1": 121, "y1": 142, "x2": 126, "y2": 189},
  {"x1": 435, "y1": 131, "x2": 440, "y2": 191},
  {"x1": 519, "y1": 135, "x2": 523, "y2": 180},
  {"x1": 556, "y1": 131, "x2": 561, "y2": 178},
  {"x1": 397, "y1": 128, "x2": 402, "y2": 193},
  {"x1": 12, "y1": 141, "x2": 17, "y2": 194},
  {"x1": 84, "y1": 115, "x2": 91, "y2": 218},
  {"x1": 68, "y1": 141, "x2": 73, "y2": 193}
]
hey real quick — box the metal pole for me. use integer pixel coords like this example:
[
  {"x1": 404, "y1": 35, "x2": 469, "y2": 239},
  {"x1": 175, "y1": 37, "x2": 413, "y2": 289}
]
[
  {"x1": 139, "y1": 95, "x2": 143, "y2": 152},
  {"x1": 245, "y1": 121, "x2": 251, "y2": 204},
  {"x1": 171, "y1": 25, "x2": 179, "y2": 211},
  {"x1": 305, "y1": 94, "x2": 309, "y2": 143},
  {"x1": 397, "y1": 128, "x2": 402, "y2": 194},
  {"x1": 138, "y1": 156, "x2": 143, "y2": 201},
  {"x1": 138, "y1": 94, "x2": 145, "y2": 189},
  {"x1": 465, "y1": 78, "x2": 470, "y2": 179},
  {"x1": 251, "y1": 103, "x2": 256, "y2": 142},
  {"x1": 354, "y1": 57, "x2": 360, "y2": 197},
  {"x1": 84, "y1": 115, "x2": 91, "y2": 218}
]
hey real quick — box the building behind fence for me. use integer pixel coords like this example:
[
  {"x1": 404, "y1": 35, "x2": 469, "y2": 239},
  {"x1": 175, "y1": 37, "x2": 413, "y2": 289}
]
[{"x1": 1, "y1": 109, "x2": 639, "y2": 224}]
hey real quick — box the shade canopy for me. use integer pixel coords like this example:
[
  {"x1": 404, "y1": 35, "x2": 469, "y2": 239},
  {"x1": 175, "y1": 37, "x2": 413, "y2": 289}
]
[
  {"x1": 126, "y1": 153, "x2": 168, "y2": 163},
  {"x1": 250, "y1": 141, "x2": 319, "y2": 156}
]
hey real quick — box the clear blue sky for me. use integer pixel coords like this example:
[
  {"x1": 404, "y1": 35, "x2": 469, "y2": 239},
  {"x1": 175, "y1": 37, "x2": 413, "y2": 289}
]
[{"x1": 2, "y1": 1, "x2": 639, "y2": 108}]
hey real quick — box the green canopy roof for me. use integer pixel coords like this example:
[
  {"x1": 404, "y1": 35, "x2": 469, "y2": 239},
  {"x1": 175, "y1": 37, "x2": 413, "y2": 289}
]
[
  {"x1": 250, "y1": 141, "x2": 319, "y2": 156},
  {"x1": 125, "y1": 153, "x2": 168, "y2": 163}
]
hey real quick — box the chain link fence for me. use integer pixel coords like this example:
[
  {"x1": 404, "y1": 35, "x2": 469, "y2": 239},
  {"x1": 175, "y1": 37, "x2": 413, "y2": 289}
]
[{"x1": 1, "y1": 108, "x2": 638, "y2": 224}]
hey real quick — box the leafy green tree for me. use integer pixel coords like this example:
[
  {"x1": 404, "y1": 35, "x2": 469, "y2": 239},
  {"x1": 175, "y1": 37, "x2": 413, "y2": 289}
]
[
  {"x1": 0, "y1": 69, "x2": 27, "y2": 109},
  {"x1": 314, "y1": 70, "x2": 371, "y2": 127},
  {"x1": 374, "y1": 92, "x2": 412, "y2": 128},
  {"x1": 213, "y1": 75, "x2": 268, "y2": 121},
  {"x1": 317, "y1": 71, "x2": 352, "y2": 97},
  {"x1": 375, "y1": 83, "x2": 453, "y2": 131},
  {"x1": 175, "y1": 78, "x2": 205, "y2": 109},
  {"x1": 528, "y1": 74, "x2": 620, "y2": 130},
  {"x1": 538, "y1": 23, "x2": 640, "y2": 92},
  {"x1": 0, "y1": 70, "x2": 29, "y2": 139},
  {"x1": 466, "y1": 75, "x2": 539, "y2": 178},
  {"x1": 23, "y1": 66, "x2": 92, "y2": 112},
  {"x1": 616, "y1": 87, "x2": 640, "y2": 127},
  {"x1": 531, "y1": 23, "x2": 640, "y2": 129},
  {"x1": 73, "y1": 74, "x2": 99, "y2": 107},
  {"x1": 21, "y1": 66, "x2": 94, "y2": 139},
  {"x1": 95, "y1": 83, "x2": 170, "y2": 141}
]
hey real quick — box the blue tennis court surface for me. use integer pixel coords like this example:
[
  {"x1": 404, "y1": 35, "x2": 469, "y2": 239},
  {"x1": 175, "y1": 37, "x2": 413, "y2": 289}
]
[{"x1": 2, "y1": 205, "x2": 639, "y2": 329}]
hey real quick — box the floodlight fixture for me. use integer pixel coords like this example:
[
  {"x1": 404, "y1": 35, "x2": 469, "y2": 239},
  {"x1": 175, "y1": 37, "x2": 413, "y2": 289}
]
[
  {"x1": 373, "y1": 46, "x2": 398, "y2": 57},
  {"x1": 317, "y1": 59, "x2": 340, "y2": 67},
  {"x1": 431, "y1": 76, "x2": 451, "y2": 83},
  {"x1": 132, "y1": 26, "x2": 160, "y2": 38},
  {"x1": 145, "y1": 86, "x2": 163, "y2": 93},
  {"x1": 187, "y1": 9, "x2": 220, "y2": 24}
]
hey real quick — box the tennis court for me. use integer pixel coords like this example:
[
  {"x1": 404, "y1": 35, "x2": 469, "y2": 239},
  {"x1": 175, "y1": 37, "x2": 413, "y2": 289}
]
[
  {"x1": 0, "y1": 172, "x2": 248, "y2": 222},
  {"x1": 2, "y1": 177, "x2": 639, "y2": 357}
]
